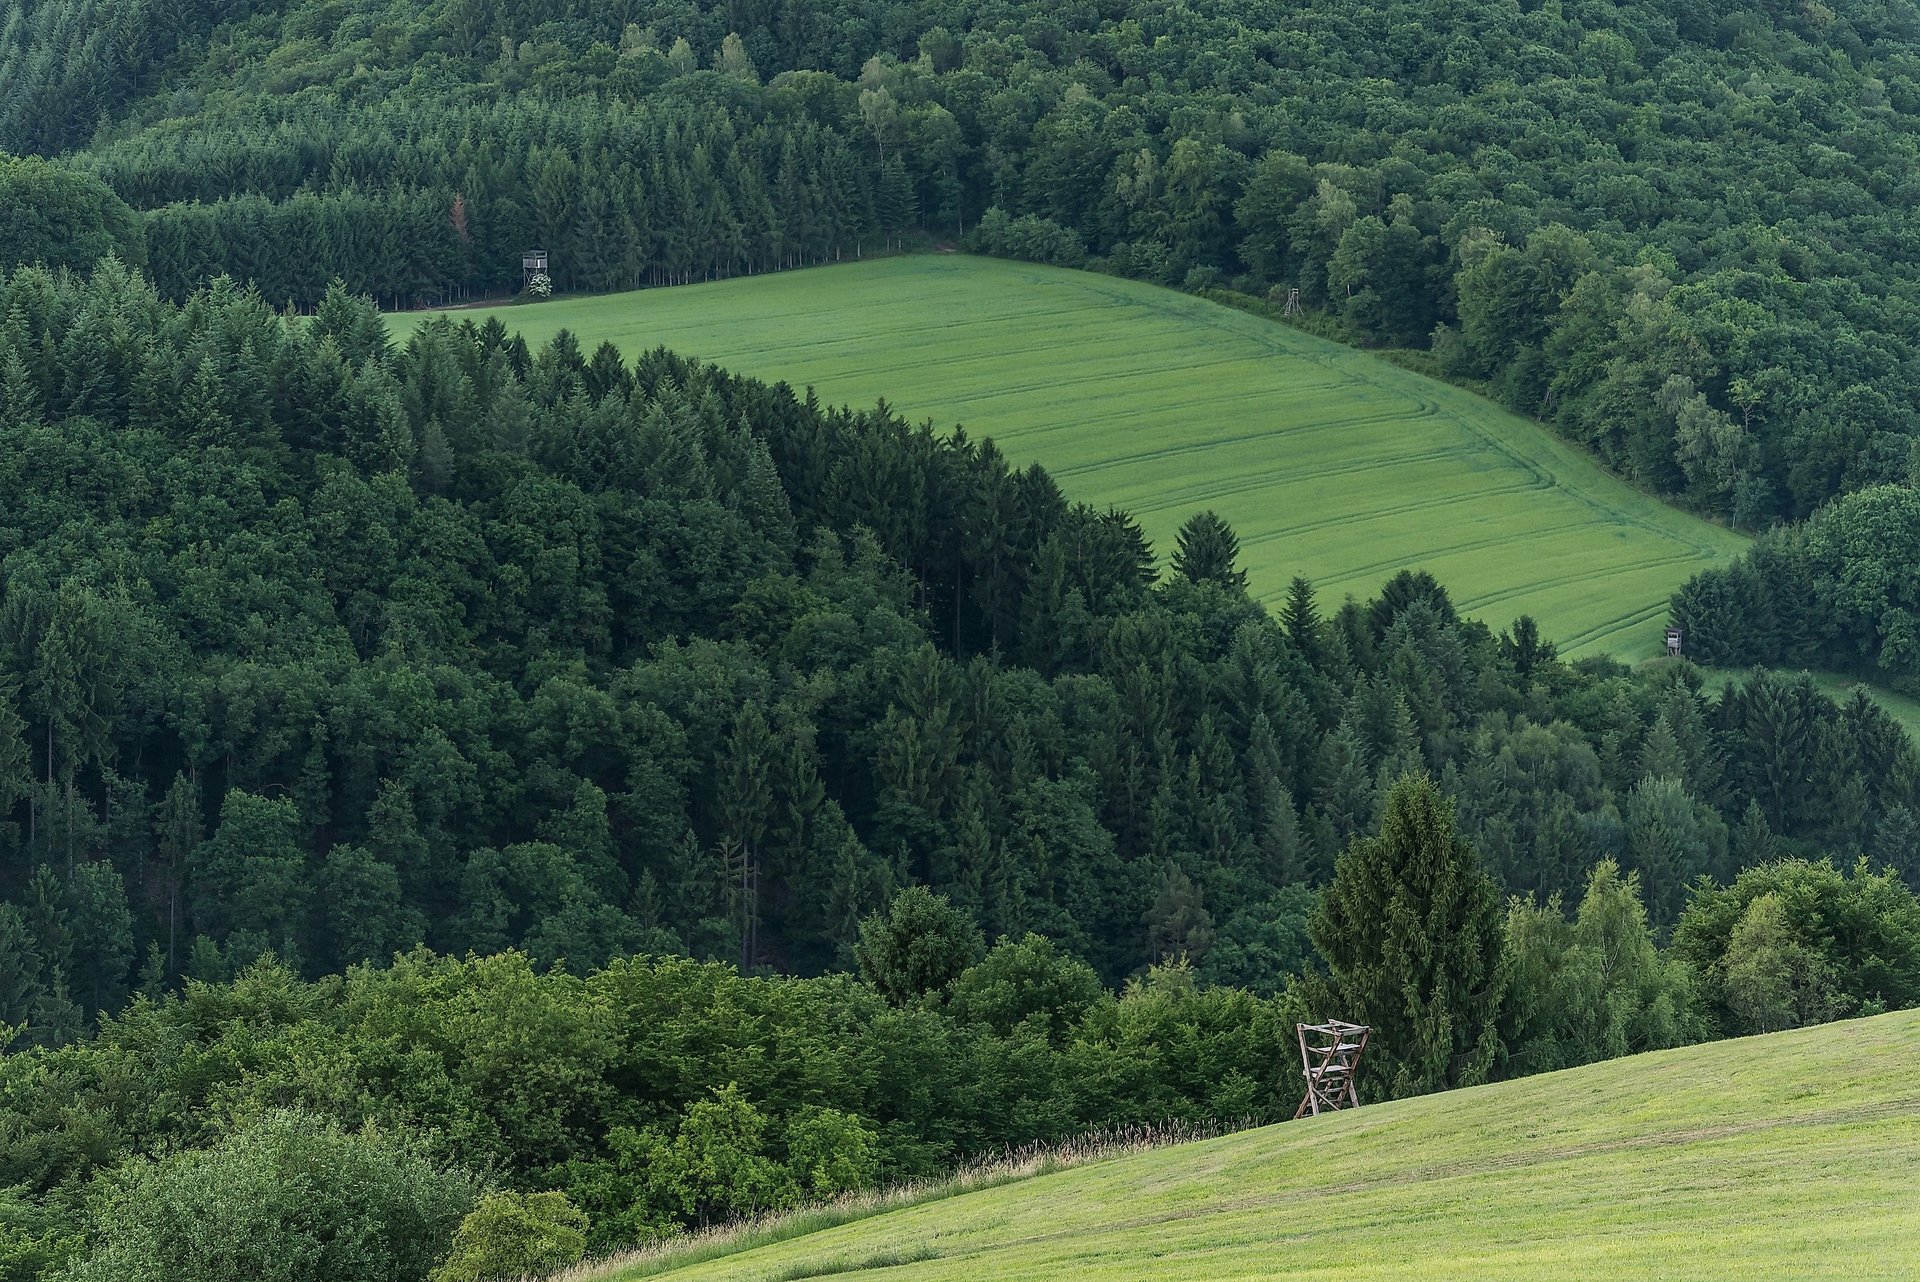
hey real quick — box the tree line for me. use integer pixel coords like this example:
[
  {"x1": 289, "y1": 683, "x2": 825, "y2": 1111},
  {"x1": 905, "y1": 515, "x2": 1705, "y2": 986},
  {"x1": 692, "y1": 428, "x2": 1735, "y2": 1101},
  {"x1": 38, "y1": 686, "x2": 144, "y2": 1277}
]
[
  {"x1": 6, "y1": 790, "x2": 1917, "y2": 1281},
  {"x1": 1671, "y1": 483, "x2": 1920, "y2": 693}
]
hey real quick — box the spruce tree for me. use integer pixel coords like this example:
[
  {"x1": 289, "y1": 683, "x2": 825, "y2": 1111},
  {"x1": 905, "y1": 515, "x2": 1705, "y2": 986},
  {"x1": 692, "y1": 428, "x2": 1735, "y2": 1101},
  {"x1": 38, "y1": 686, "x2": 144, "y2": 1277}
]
[
  {"x1": 1171, "y1": 510, "x2": 1248, "y2": 591},
  {"x1": 1309, "y1": 773, "x2": 1507, "y2": 1097},
  {"x1": 1280, "y1": 576, "x2": 1323, "y2": 662}
]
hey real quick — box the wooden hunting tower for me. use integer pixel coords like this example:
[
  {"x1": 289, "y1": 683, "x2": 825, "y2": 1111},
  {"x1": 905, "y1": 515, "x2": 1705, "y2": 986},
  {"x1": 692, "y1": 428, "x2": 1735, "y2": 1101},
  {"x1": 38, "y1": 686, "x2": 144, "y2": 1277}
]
[
  {"x1": 1294, "y1": 1020, "x2": 1370, "y2": 1119},
  {"x1": 1283, "y1": 287, "x2": 1302, "y2": 317},
  {"x1": 1666, "y1": 627, "x2": 1684, "y2": 658},
  {"x1": 522, "y1": 248, "x2": 549, "y2": 288}
]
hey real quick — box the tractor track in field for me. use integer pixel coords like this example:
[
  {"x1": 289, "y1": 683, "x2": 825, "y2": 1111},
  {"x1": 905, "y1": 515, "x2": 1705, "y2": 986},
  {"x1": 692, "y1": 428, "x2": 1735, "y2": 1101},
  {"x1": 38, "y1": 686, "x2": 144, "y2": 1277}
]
[
  {"x1": 1048, "y1": 402, "x2": 1445, "y2": 479},
  {"x1": 1249, "y1": 516, "x2": 1617, "y2": 597},
  {"x1": 1123, "y1": 446, "x2": 1496, "y2": 514},
  {"x1": 1454, "y1": 554, "x2": 1705, "y2": 614}
]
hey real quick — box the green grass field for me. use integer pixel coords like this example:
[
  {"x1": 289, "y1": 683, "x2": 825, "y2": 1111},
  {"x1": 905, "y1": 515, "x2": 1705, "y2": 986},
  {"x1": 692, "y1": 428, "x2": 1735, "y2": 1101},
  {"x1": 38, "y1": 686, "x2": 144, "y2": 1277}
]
[
  {"x1": 586, "y1": 1010, "x2": 1920, "y2": 1282},
  {"x1": 399, "y1": 256, "x2": 1747, "y2": 659}
]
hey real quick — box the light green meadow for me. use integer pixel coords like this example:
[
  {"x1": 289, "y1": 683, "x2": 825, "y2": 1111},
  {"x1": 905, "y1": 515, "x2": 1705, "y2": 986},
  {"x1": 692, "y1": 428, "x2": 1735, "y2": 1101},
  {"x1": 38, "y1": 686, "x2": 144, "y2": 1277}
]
[
  {"x1": 399, "y1": 256, "x2": 1748, "y2": 659},
  {"x1": 588, "y1": 1009, "x2": 1920, "y2": 1282}
]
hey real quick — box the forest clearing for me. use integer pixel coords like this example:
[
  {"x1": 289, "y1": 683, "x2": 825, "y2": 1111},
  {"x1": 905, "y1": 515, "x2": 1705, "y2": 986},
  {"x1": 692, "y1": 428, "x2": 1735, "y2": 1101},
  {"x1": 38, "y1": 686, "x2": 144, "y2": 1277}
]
[{"x1": 402, "y1": 256, "x2": 1748, "y2": 659}]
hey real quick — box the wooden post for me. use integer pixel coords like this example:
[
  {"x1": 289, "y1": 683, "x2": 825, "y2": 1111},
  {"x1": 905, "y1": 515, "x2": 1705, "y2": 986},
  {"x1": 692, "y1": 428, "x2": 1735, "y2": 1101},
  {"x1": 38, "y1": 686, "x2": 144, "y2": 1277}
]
[{"x1": 1293, "y1": 1019, "x2": 1371, "y2": 1119}]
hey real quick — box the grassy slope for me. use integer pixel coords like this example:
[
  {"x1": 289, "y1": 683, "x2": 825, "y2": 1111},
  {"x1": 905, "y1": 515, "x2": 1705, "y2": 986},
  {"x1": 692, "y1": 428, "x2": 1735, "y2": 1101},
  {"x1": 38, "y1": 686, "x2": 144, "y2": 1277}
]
[
  {"x1": 399, "y1": 256, "x2": 1747, "y2": 660},
  {"x1": 607, "y1": 1009, "x2": 1920, "y2": 1282}
]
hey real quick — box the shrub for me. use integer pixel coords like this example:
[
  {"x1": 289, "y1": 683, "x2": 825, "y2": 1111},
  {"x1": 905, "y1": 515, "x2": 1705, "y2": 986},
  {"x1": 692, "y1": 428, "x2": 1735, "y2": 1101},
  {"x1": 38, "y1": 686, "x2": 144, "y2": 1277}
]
[
  {"x1": 55, "y1": 1111, "x2": 477, "y2": 1282},
  {"x1": 782, "y1": 1107, "x2": 880, "y2": 1201},
  {"x1": 431, "y1": 1192, "x2": 588, "y2": 1282}
]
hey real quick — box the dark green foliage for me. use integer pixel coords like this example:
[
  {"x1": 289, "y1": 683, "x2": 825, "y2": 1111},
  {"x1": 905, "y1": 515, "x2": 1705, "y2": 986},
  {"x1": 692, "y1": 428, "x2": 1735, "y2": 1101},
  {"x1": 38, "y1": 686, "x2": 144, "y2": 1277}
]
[
  {"x1": 0, "y1": 158, "x2": 144, "y2": 275},
  {"x1": 854, "y1": 887, "x2": 982, "y2": 1004},
  {"x1": 3, "y1": 0, "x2": 1914, "y2": 521},
  {"x1": 947, "y1": 933, "x2": 1103, "y2": 1042},
  {"x1": 1171, "y1": 511, "x2": 1248, "y2": 594},
  {"x1": 0, "y1": 255, "x2": 1914, "y2": 1275},
  {"x1": 1310, "y1": 774, "x2": 1506, "y2": 1097},
  {"x1": 1672, "y1": 486, "x2": 1920, "y2": 692},
  {"x1": 0, "y1": 952, "x2": 1305, "y2": 1256}
]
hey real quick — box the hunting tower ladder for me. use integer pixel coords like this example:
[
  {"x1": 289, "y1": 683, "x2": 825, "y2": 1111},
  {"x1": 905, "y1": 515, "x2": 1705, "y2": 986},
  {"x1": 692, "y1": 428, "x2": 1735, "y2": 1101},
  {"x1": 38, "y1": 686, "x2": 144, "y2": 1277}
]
[{"x1": 1293, "y1": 1019, "x2": 1370, "y2": 1119}]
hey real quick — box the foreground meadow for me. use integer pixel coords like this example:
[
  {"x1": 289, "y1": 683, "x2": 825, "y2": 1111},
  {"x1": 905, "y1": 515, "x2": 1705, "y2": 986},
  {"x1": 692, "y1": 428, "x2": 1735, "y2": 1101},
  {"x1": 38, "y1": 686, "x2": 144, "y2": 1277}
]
[
  {"x1": 399, "y1": 256, "x2": 1747, "y2": 659},
  {"x1": 585, "y1": 1009, "x2": 1920, "y2": 1282}
]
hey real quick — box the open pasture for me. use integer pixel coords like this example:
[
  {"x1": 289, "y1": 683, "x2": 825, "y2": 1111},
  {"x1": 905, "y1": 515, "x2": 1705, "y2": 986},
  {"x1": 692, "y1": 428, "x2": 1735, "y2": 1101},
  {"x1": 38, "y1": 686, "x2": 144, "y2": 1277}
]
[
  {"x1": 402, "y1": 256, "x2": 1746, "y2": 658},
  {"x1": 586, "y1": 1009, "x2": 1920, "y2": 1282}
]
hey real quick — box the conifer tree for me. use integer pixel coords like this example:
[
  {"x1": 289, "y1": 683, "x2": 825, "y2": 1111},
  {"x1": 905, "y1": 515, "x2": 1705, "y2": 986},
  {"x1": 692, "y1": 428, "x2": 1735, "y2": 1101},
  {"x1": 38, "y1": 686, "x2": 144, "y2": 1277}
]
[
  {"x1": 1280, "y1": 576, "x2": 1323, "y2": 663},
  {"x1": 1309, "y1": 773, "x2": 1506, "y2": 1097},
  {"x1": 1171, "y1": 510, "x2": 1248, "y2": 591}
]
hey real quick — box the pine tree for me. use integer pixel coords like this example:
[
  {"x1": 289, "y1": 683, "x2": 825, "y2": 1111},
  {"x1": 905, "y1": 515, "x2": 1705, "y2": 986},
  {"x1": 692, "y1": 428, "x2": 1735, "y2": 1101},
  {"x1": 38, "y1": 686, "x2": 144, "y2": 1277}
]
[
  {"x1": 1312, "y1": 720, "x2": 1374, "y2": 844},
  {"x1": 0, "y1": 679, "x2": 32, "y2": 817},
  {"x1": 1143, "y1": 863, "x2": 1215, "y2": 962},
  {"x1": 1731, "y1": 799, "x2": 1775, "y2": 874},
  {"x1": 853, "y1": 885, "x2": 981, "y2": 1004},
  {"x1": 0, "y1": 904, "x2": 45, "y2": 1039},
  {"x1": 64, "y1": 860, "x2": 134, "y2": 1018},
  {"x1": 1280, "y1": 576, "x2": 1323, "y2": 663},
  {"x1": 1171, "y1": 510, "x2": 1248, "y2": 591},
  {"x1": 1309, "y1": 773, "x2": 1507, "y2": 1097},
  {"x1": 1872, "y1": 805, "x2": 1919, "y2": 887},
  {"x1": 0, "y1": 347, "x2": 43, "y2": 422},
  {"x1": 876, "y1": 154, "x2": 917, "y2": 248},
  {"x1": 720, "y1": 703, "x2": 775, "y2": 970}
]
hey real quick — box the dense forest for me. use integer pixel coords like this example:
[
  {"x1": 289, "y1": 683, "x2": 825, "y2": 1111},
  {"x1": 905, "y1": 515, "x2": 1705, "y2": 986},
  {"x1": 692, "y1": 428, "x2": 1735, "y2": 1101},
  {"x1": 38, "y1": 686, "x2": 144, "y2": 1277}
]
[
  {"x1": 1672, "y1": 482, "x2": 1920, "y2": 691},
  {"x1": 0, "y1": 259, "x2": 1917, "y2": 1279},
  {"x1": 6, "y1": 0, "x2": 1920, "y2": 526},
  {"x1": 7, "y1": 0, "x2": 1920, "y2": 1273},
  {"x1": 1, "y1": 262, "x2": 1917, "y2": 1030}
]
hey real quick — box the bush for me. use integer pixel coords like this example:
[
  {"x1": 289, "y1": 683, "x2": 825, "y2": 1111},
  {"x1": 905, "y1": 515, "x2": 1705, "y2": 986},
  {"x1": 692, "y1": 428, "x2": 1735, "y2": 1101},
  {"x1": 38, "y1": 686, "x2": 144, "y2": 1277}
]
[
  {"x1": 431, "y1": 1192, "x2": 587, "y2": 1282},
  {"x1": 0, "y1": 156, "x2": 146, "y2": 272},
  {"x1": 55, "y1": 1111, "x2": 478, "y2": 1282},
  {"x1": 948, "y1": 933, "x2": 1104, "y2": 1041},
  {"x1": 964, "y1": 207, "x2": 1087, "y2": 268},
  {"x1": 782, "y1": 1107, "x2": 880, "y2": 1200},
  {"x1": 0, "y1": 1187, "x2": 81, "y2": 1282}
]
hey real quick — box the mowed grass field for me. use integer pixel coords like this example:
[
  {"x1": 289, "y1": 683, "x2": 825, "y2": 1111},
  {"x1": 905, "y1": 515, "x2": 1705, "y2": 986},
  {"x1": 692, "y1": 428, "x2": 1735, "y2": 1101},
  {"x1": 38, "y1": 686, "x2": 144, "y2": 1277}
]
[
  {"x1": 588, "y1": 1010, "x2": 1920, "y2": 1282},
  {"x1": 400, "y1": 255, "x2": 1748, "y2": 658}
]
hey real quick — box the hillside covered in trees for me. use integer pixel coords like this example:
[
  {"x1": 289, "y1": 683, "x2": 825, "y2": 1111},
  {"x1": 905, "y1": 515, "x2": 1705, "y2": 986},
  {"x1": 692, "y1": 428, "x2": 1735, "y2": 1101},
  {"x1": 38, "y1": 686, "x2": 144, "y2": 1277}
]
[
  {"x1": 1, "y1": 261, "x2": 1917, "y2": 1028},
  {"x1": 0, "y1": 246, "x2": 1915, "y2": 1275},
  {"x1": 5, "y1": 0, "x2": 1920, "y2": 528},
  {"x1": 6, "y1": 0, "x2": 1920, "y2": 1274}
]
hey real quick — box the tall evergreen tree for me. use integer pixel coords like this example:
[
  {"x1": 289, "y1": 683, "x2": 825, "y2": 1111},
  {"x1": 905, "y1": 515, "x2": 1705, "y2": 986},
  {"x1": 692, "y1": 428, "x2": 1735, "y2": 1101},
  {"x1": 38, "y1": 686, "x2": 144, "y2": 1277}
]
[
  {"x1": 1171, "y1": 510, "x2": 1248, "y2": 592},
  {"x1": 1309, "y1": 773, "x2": 1507, "y2": 1097}
]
